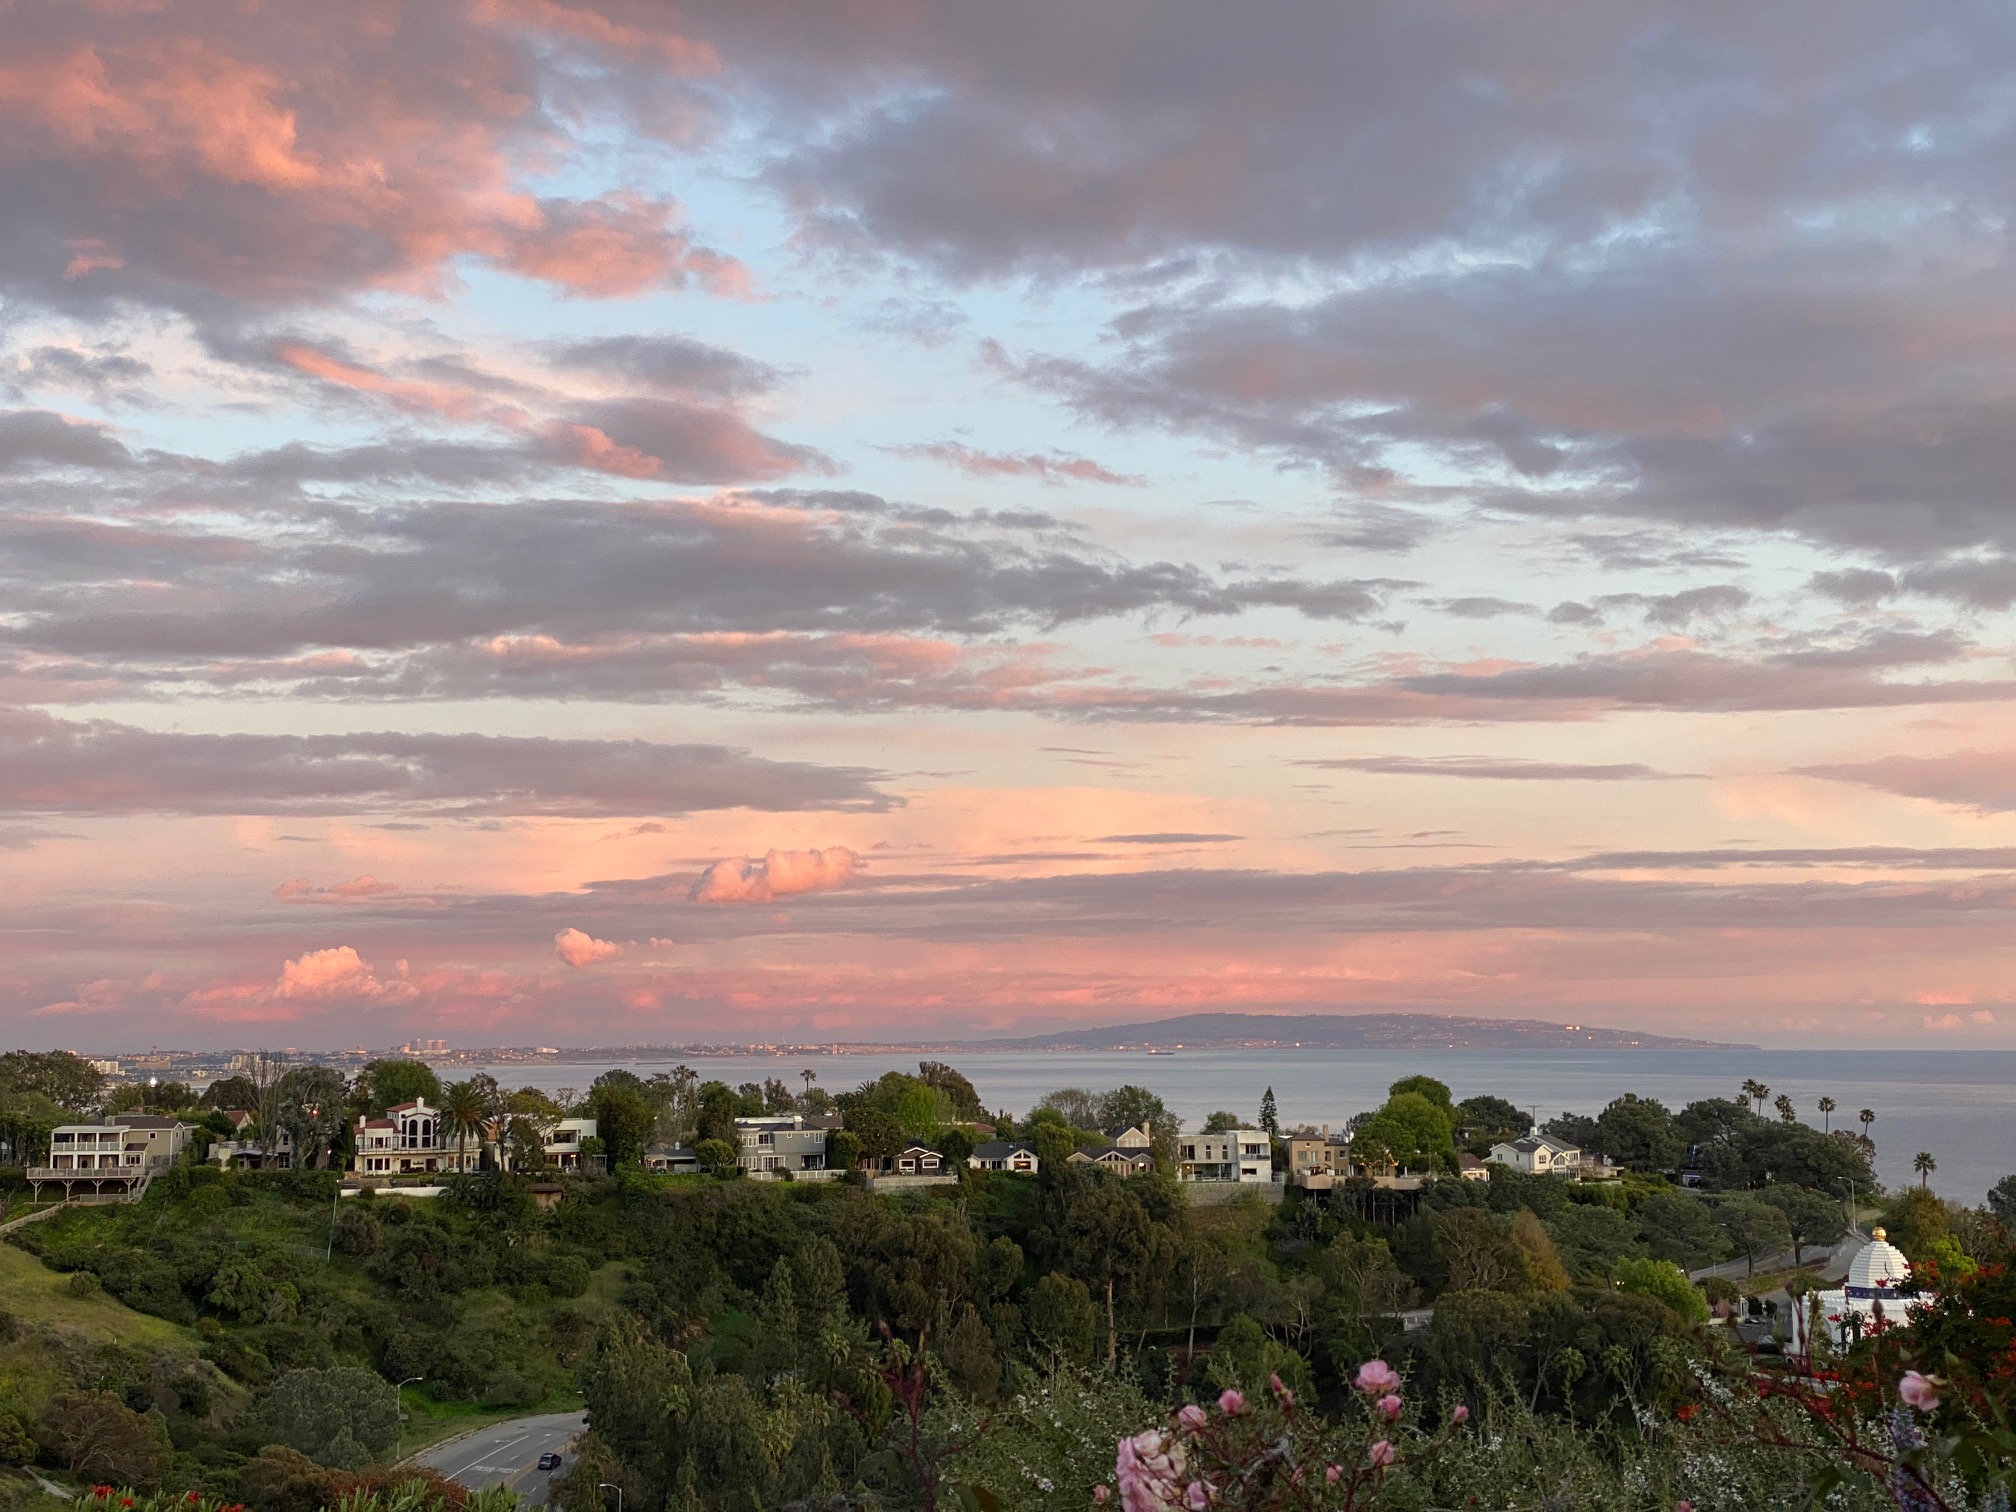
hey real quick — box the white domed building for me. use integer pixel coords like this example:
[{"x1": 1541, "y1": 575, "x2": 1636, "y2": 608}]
[{"x1": 1789, "y1": 1228, "x2": 1930, "y2": 1356}]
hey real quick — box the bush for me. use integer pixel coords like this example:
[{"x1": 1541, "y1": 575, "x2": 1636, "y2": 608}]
[
  {"x1": 1614, "y1": 1257, "x2": 1709, "y2": 1325},
  {"x1": 67, "y1": 1270, "x2": 102, "y2": 1297},
  {"x1": 258, "y1": 1366, "x2": 400, "y2": 1468}
]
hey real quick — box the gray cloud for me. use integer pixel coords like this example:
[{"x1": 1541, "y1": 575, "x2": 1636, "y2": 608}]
[
  {"x1": 1094, "y1": 832, "x2": 1244, "y2": 844},
  {"x1": 1299, "y1": 756, "x2": 1690, "y2": 782},
  {"x1": 1801, "y1": 749, "x2": 2016, "y2": 815},
  {"x1": 544, "y1": 334, "x2": 784, "y2": 399},
  {"x1": 0, "y1": 707, "x2": 892, "y2": 818}
]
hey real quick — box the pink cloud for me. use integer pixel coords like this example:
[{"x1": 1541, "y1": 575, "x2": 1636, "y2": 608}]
[
  {"x1": 690, "y1": 846, "x2": 861, "y2": 904},
  {"x1": 554, "y1": 927, "x2": 621, "y2": 967},
  {"x1": 274, "y1": 945, "x2": 415, "y2": 1003},
  {"x1": 274, "y1": 875, "x2": 402, "y2": 903}
]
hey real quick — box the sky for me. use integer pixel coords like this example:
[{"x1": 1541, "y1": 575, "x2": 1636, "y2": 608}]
[{"x1": 8, "y1": 2, "x2": 2016, "y2": 1051}]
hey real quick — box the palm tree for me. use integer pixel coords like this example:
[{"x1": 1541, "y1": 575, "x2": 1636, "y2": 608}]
[
  {"x1": 443, "y1": 1079, "x2": 486, "y2": 1174},
  {"x1": 801, "y1": 1068, "x2": 818, "y2": 1100},
  {"x1": 1914, "y1": 1151, "x2": 1937, "y2": 1188},
  {"x1": 1859, "y1": 1108, "x2": 1876, "y2": 1145},
  {"x1": 1740, "y1": 1078, "x2": 1769, "y2": 1115},
  {"x1": 1773, "y1": 1093, "x2": 1797, "y2": 1124},
  {"x1": 1817, "y1": 1096, "x2": 1836, "y2": 1134}
]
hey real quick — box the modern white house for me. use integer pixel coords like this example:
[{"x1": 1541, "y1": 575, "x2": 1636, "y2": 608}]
[
  {"x1": 969, "y1": 1140, "x2": 1039, "y2": 1174},
  {"x1": 30, "y1": 1115, "x2": 192, "y2": 1200},
  {"x1": 539, "y1": 1116, "x2": 598, "y2": 1172},
  {"x1": 1487, "y1": 1133, "x2": 1583, "y2": 1176},
  {"x1": 1177, "y1": 1129, "x2": 1272, "y2": 1184},
  {"x1": 1789, "y1": 1228, "x2": 1928, "y2": 1356}
]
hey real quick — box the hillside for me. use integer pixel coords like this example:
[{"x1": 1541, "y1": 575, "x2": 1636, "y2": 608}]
[{"x1": 971, "y1": 1010, "x2": 1749, "y2": 1051}]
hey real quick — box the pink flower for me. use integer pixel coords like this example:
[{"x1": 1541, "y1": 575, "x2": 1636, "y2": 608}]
[
  {"x1": 1093, "y1": 1489, "x2": 1110, "y2": 1506},
  {"x1": 1268, "y1": 1372, "x2": 1294, "y2": 1407},
  {"x1": 1451, "y1": 1404, "x2": 1470, "y2": 1425},
  {"x1": 1184, "y1": 1483, "x2": 1209, "y2": 1511},
  {"x1": 1367, "y1": 1440, "x2": 1397, "y2": 1468},
  {"x1": 1376, "y1": 1393, "x2": 1402, "y2": 1422},
  {"x1": 1217, "y1": 1388, "x2": 1245, "y2": 1415},
  {"x1": 1116, "y1": 1430, "x2": 1187, "y2": 1512},
  {"x1": 1675, "y1": 1502, "x2": 1694, "y2": 1512},
  {"x1": 1177, "y1": 1404, "x2": 1208, "y2": 1432},
  {"x1": 1324, "y1": 1466, "x2": 1341, "y2": 1486},
  {"x1": 1354, "y1": 1359, "x2": 1401, "y2": 1396},
  {"x1": 1899, "y1": 1371, "x2": 1943, "y2": 1413}
]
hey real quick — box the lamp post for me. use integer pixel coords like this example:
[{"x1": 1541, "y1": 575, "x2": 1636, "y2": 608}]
[
  {"x1": 599, "y1": 1484, "x2": 624, "y2": 1512},
  {"x1": 394, "y1": 1376, "x2": 423, "y2": 1461}
]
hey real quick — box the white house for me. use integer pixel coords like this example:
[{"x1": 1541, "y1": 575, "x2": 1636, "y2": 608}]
[
  {"x1": 969, "y1": 1140, "x2": 1039, "y2": 1174},
  {"x1": 352, "y1": 1099, "x2": 448, "y2": 1176},
  {"x1": 540, "y1": 1116, "x2": 597, "y2": 1171},
  {"x1": 1487, "y1": 1133, "x2": 1582, "y2": 1175},
  {"x1": 1177, "y1": 1129, "x2": 1272, "y2": 1184},
  {"x1": 30, "y1": 1115, "x2": 191, "y2": 1200}
]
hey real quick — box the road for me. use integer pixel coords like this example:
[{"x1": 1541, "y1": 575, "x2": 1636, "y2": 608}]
[
  {"x1": 1687, "y1": 1228, "x2": 1864, "y2": 1285},
  {"x1": 414, "y1": 1410, "x2": 587, "y2": 1506}
]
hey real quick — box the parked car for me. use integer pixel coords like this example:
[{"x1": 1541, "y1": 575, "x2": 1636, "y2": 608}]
[{"x1": 537, "y1": 1453, "x2": 562, "y2": 1471}]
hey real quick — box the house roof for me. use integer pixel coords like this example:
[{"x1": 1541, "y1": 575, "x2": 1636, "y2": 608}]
[
  {"x1": 1456, "y1": 1153, "x2": 1487, "y2": 1171},
  {"x1": 1500, "y1": 1134, "x2": 1578, "y2": 1155},
  {"x1": 971, "y1": 1141, "x2": 1035, "y2": 1159}
]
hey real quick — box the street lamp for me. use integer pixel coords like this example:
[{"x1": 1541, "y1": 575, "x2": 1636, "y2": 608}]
[
  {"x1": 599, "y1": 1484, "x2": 623, "y2": 1512},
  {"x1": 394, "y1": 1376, "x2": 423, "y2": 1461}
]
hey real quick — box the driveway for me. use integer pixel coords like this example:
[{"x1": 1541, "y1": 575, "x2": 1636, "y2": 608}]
[{"x1": 414, "y1": 1410, "x2": 588, "y2": 1506}]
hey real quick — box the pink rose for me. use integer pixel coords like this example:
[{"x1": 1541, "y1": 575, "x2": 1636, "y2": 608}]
[
  {"x1": 1354, "y1": 1359, "x2": 1401, "y2": 1396},
  {"x1": 1217, "y1": 1388, "x2": 1245, "y2": 1415},
  {"x1": 1675, "y1": 1502, "x2": 1694, "y2": 1512},
  {"x1": 1377, "y1": 1393, "x2": 1402, "y2": 1422},
  {"x1": 1324, "y1": 1466, "x2": 1341, "y2": 1486},
  {"x1": 1184, "y1": 1483, "x2": 1208, "y2": 1511},
  {"x1": 1367, "y1": 1440, "x2": 1396, "y2": 1468},
  {"x1": 1177, "y1": 1404, "x2": 1207, "y2": 1432},
  {"x1": 1093, "y1": 1488, "x2": 1110, "y2": 1505},
  {"x1": 1268, "y1": 1373, "x2": 1294, "y2": 1407},
  {"x1": 1451, "y1": 1404, "x2": 1470, "y2": 1425},
  {"x1": 1899, "y1": 1371, "x2": 1943, "y2": 1413},
  {"x1": 1116, "y1": 1430, "x2": 1187, "y2": 1512}
]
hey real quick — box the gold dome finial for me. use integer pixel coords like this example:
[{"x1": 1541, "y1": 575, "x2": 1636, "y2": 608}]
[{"x1": 1871, "y1": 1227, "x2": 1887, "y2": 1242}]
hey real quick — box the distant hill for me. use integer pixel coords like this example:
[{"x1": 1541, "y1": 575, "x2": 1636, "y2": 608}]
[{"x1": 968, "y1": 1011, "x2": 1748, "y2": 1052}]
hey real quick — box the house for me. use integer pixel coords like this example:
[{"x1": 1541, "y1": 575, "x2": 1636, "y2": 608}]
[
  {"x1": 1109, "y1": 1124, "x2": 1154, "y2": 1151},
  {"x1": 969, "y1": 1140, "x2": 1040, "y2": 1175},
  {"x1": 29, "y1": 1115, "x2": 191, "y2": 1200},
  {"x1": 1287, "y1": 1127, "x2": 1352, "y2": 1187},
  {"x1": 1456, "y1": 1153, "x2": 1490, "y2": 1181},
  {"x1": 351, "y1": 1098, "x2": 448, "y2": 1176},
  {"x1": 1177, "y1": 1129, "x2": 1273, "y2": 1184},
  {"x1": 735, "y1": 1112, "x2": 839, "y2": 1177},
  {"x1": 1487, "y1": 1133, "x2": 1582, "y2": 1176},
  {"x1": 643, "y1": 1144, "x2": 701, "y2": 1174},
  {"x1": 209, "y1": 1108, "x2": 295, "y2": 1170},
  {"x1": 541, "y1": 1116, "x2": 597, "y2": 1172},
  {"x1": 1069, "y1": 1144, "x2": 1154, "y2": 1177}
]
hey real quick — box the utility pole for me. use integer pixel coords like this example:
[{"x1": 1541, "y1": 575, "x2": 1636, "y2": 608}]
[{"x1": 394, "y1": 1377, "x2": 423, "y2": 1461}]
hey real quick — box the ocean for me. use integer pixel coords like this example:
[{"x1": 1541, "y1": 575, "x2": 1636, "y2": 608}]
[{"x1": 463, "y1": 1047, "x2": 2016, "y2": 1205}]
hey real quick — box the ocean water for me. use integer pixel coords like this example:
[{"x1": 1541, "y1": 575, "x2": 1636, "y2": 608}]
[{"x1": 464, "y1": 1047, "x2": 2016, "y2": 1205}]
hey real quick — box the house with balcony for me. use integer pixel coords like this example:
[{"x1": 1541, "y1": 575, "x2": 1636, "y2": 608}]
[
  {"x1": 1177, "y1": 1129, "x2": 1273, "y2": 1184},
  {"x1": 351, "y1": 1099, "x2": 447, "y2": 1177},
  {"x1": 209, "y1": 1109, "x2": 295, "y2": 1170},
  {"x1": 735, "y1": 1112, "x2": 840, "y2": 1179},
  {"x1": 1287, "y1": 1127, "x2": 1353, "y2": 1189},
  {"x1": 540, "y1": 1116, "x2": 598, "y2": 1171},
  {"x1": 30, "y1": 1115, "x2": 191, "y2": 1201}
]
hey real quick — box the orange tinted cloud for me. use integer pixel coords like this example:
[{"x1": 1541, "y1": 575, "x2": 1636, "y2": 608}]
[
  {"x1": 554, "y1": 927, "x2": 621, "y2": 967},
  {"x1": 691, "y1": 846, "x2": 861, "y2": 904}
]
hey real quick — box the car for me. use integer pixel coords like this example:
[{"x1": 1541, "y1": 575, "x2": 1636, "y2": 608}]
[{"x1": 537, "y1": 1453, "x2": 562, "y2": 1472}]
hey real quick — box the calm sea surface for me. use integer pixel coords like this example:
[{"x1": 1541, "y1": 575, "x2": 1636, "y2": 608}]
[{"x1": 464, "y1": 1048, "x2": 2016, "y2": 1205}]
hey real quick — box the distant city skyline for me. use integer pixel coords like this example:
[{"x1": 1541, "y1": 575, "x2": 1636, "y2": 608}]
[{"x1": 6, "y1": 5, "x2": 2016, "y2": 1050}]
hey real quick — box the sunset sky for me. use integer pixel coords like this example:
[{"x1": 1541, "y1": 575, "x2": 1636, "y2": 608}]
[{"x1": 9, "y1": 2, "x2": 2016, "y2": 1050}]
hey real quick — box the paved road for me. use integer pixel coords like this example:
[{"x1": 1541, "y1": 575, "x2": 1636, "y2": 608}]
[
  {"x1": 1688, "y1": 1229, "x2": 1864, "y2": 1285},
  {"x1": 415, "y1": 1411, "x2": 587, "y2": 1506}
]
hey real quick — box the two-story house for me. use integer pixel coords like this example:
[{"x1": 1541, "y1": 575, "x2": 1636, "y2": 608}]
[
  {"x1": 735, "y1": 1112, "x2": 839, "y2": 1177},
  {"x1": 1287, "y1": 1127, "x2": 1353, "y2": 1187},
  {"x1": 209, "y1": 1109, "x2": 296, "y2": 1170},
  {"x1": 1177, "y1": 1128, "x2": 1273, "y2": 1184},
  {"x1": 30, "y1": 1114, "x2": 191, "y2": 1200},
  {"x1": 1487, "y1": 1133, "x2": 1582, "y2": 1176},
  {"x1": 351, "y1": 1099, "x2": 447, "y2": 1176}
]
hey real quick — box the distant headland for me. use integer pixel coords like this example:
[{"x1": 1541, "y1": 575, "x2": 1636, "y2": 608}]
[{"x1": 964, "y1": 1011, "x2": 1750, "y2": 1052}]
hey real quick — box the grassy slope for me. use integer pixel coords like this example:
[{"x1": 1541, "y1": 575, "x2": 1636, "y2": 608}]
[{"x1": 0, "y1": 1241, "x2": 198, "y2": 1352}]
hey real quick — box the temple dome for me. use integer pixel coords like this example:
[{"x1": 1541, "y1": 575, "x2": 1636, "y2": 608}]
[{"x1": 1847, "y1": 1227, "x2": 1912, "y2": 1291}]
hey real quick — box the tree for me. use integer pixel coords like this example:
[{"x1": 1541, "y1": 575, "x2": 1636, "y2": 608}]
[
  {"x1": 1389, "y1": 1074, "x2": 1453, "y2": 1110},
  {"x1": 1096, "y1": 1086, "x2": 1178, "y2": 1144},
  {"x1": 1200, "y1": 1110, "x2": 1243, "y2": 1134},
  {"x1": 1455, "y1": 1095, "x2": 1530, "y2": 1143},
  {"x1": 1024, "y1": 1273, "x2": 1096, "y2": 1368},
  {"x1": 1773, "y1": 1093, "x2": 1798, "y2": 1124},
  {"x1": 1988, "y1": 1173, "x2": 2016, "y2": 1227},
  {"x1": 1592, "y1": 1094, "x2": 1682, "y2": 1170},
  {"x1": 1817, "y1": 1096, "x2": 1836, "y2": 1134},
  {"x1": 693, "y1": 1139, "x2": 738, "y2": 1177},
  {"x1": 200, "y1": 1074, "x2": 261, "y2": 1112},
  {"x1": 1437, "y1": 1207, "x2": 1518, "y2": 1292},
  {"x1": 1614, "y1": 1258, "x2": 1709, "y2": 1326},
  {"x1": 276, "y1": 1064, "x2": 349, "y2": 1168},
  {"x1": 1545, "y1": 1203, "x2": 1643, "y2": 1283},
  {"x1": 357, "y1": 1058, "x2": 442, "y2": 1114},
  {"x1": 40, "y1": 1391, "x2": 170, "y2": 1485},
  {"x1": 824, "y1": 1128, "x2": 862, "y2": 1172},
  {"x1": 1507, "y1": 1208, "x2": 1570, "y2": 1293},
  {"x1": 442, "y1": 1079, "x2": 489, "y2": 1172},
  {"x1": 1859, "y1": 1107, "x2": 1876, "y2": 1144},
  {"x1": 1761, "y1": 1185, "x2": 1848, "y2": 1264},
  {"x1": 1036, "y1": 1088, "x2": 1101, "y2": 1128},
  {"x1": 1042, "y1": 1175, "x2": 1178, "y2": 1370},
  {"x1": 917, "y1": 1061, "x2": 986, "y2": 1120},
  {"x1": 1258, "y1": 1087, "x2": 1279, "y2": 1137},
  {"x1": 259, "y1": 1367, "x2": 400, "y2": 1468},
  {"x1": 1714, "y1": 1194, "x2": 1791, "y2": 1278},
  {"x1": 1351, "y1": 1091, "x2": 1455, "y2": 1171},
  {"x1": 0, "y1": 1050, "x2": 104, "y2": 1111},
  {"x1": 1635, "y1": 1190, "x2": 1727, "y2": 1269},
  {"x1": 1915, "y1": 1150, "x2": 1937, "y2": 1187},
  {"x1": 1740, "y1": 1078, "x2": 1769, "y2": 1116},
  {"x1": 588, "y1": 1075, "x2": 657, "y2": 1169}
]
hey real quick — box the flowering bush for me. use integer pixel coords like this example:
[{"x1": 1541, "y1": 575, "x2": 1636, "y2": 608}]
[{"x1": 1108, "y1": 1362, "x2": 1464, "y2": 1511}]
